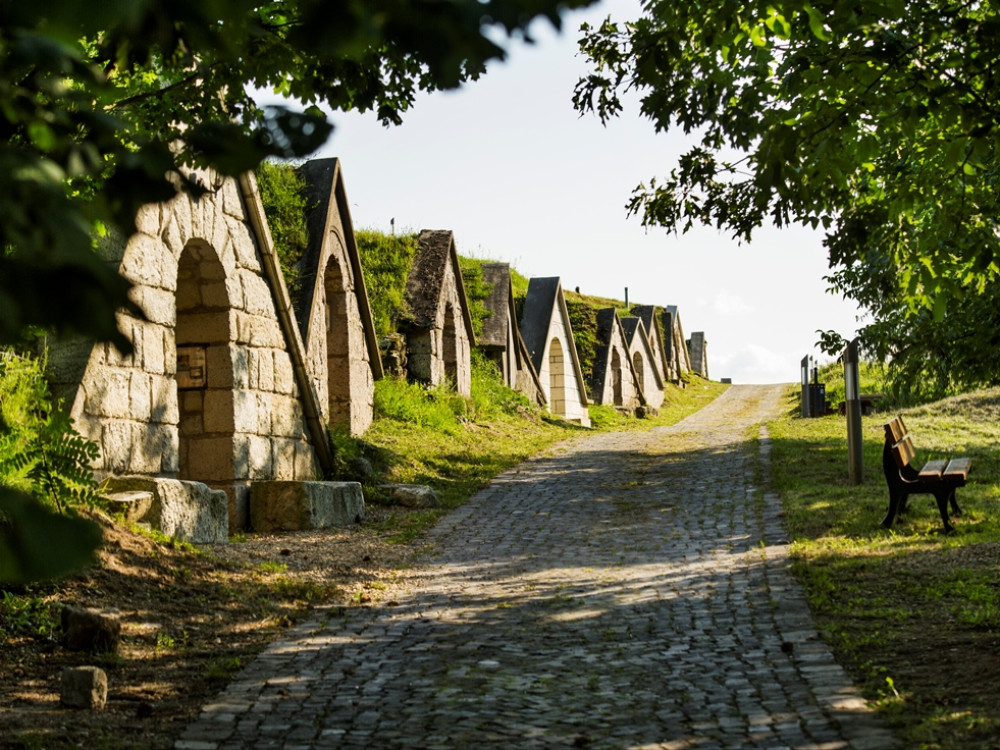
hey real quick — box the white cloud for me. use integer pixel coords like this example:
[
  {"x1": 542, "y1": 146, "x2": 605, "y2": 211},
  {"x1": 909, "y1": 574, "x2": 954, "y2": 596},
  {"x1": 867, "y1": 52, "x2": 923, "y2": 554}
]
[
  {"x1": 713, "y1": 343, "x2": 796, "y2": 385},
  {"x1": 712, "y1": 290, "x2": 754, "y2": 317}
]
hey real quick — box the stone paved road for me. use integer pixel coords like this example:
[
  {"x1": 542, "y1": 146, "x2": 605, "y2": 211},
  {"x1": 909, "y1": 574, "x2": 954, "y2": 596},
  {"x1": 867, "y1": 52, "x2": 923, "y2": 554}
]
[{"x1": 176, "y1": 385, "x2": 897, "y2": 750}]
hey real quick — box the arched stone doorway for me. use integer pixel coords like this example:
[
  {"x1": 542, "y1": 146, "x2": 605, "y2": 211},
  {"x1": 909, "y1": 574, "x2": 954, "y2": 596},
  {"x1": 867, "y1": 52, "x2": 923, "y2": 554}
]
[
  {"x1": 174, "y1": 239, "x2": 238, "y2": 510},
  {"x1": 443, "y1": 304, "x2": 458, "y2": 388},
  {"x1": 548, "y1": 337, "x2": 566, "y2": 417},
  {"x1": 611, "y1": 348, "x2": 623, "y2": 406},
  {"x1": 324, "y1": 260, "x2": 350, "y2": 425},
  {"x1": 633, "y1": 352, "x2": 644, "y2": 394}
]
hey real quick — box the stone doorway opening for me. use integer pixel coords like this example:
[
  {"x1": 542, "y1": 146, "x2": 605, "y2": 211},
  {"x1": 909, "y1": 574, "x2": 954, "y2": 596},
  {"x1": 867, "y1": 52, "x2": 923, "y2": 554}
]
[
  {"x1": 324, "y1": 260, "x2": 350, "y2": 424},
  {"x1": 611, "y1": 348, "x2": 623, "y2": 406},
  {"x1": 443, "y1": 303, "x2": 458, "y2": 388},
  {"x1": 548, "y1": 337, "x2": 566, "y2": 417},
  {"x1": 174, "y1": 240, "x2": 238, "y2": 512}
]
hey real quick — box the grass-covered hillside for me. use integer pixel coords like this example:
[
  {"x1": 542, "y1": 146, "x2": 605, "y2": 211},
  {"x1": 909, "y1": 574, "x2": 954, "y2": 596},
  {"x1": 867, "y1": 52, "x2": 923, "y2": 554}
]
[{"x1": 768, "y1": 386, "x2": 1000, "y2": 748}]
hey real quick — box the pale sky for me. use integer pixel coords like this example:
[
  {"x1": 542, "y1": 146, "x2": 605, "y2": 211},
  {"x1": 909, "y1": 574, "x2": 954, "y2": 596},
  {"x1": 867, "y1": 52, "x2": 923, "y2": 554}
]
[{"x1": 263, "y1": 0, "x2": 865, "y2": 384}]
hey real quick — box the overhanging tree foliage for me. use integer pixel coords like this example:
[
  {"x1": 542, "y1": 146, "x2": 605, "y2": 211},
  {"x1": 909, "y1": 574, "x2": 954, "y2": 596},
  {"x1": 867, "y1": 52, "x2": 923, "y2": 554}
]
[
  {"x1": 0, "y1": 0, "x2": 592, "y2": 581},
  {"x1": 574, "y1": 1, "x2": 1000, "y2": 386}
]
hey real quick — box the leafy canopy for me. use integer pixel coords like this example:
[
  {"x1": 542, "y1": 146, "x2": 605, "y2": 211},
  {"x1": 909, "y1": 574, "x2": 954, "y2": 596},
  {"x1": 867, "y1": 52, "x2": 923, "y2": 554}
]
[
  {"x1": 574, "y1": 1, "x2": 1000, "y2": 315},
  {"x1": 1, "y1": 0, "x2": 593, "y2": 350}
]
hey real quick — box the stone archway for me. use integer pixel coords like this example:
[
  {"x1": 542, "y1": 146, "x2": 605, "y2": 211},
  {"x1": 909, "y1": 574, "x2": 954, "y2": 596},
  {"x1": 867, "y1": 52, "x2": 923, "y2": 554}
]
[
  {"x1": 548, "y1": 337, "x2": 566, "y2": 417},
  {"x1": 174, "y1": 240, "x2": 237, "y2": 500},
  {"x1": 324, "y1": 260, "x2": 350, "y2": 425},
  {"x1": 443, "y1": 303, "x2": 458, "y2": 387},
  {"x1": 611, "y1": 348, "x2": 623, "y2": 406},
  {"x1": 633, "y1": 351, "x2": 644, "y2": 394}
]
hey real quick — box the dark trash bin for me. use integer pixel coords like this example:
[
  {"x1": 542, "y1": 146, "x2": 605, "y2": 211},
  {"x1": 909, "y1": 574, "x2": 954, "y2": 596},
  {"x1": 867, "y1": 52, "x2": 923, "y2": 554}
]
[{"x1": 808, "y1": 383, "x2": 826, "y2": 417}]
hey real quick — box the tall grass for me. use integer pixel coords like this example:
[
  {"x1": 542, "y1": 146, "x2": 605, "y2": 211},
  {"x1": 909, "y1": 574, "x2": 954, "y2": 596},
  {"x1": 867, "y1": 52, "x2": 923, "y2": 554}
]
[{"x1": 355, "y1": 229, "x2": 419, "y2": 338}]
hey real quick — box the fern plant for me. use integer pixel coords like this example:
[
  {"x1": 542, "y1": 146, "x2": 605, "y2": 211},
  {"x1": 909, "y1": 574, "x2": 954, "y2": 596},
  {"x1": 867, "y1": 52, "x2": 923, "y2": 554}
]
[{"x1": 0, "y1": 351, "x2": 101, "y2": 513}]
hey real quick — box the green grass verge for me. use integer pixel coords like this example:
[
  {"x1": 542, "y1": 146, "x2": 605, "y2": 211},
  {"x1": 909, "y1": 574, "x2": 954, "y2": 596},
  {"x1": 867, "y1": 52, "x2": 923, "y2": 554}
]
[{"x1": 768, "y1": 385, "x2": 1000, "y2": 747}]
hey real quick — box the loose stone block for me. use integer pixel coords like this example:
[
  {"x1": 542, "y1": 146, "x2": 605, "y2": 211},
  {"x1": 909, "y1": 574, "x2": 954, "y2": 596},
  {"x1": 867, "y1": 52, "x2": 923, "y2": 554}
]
[
  {"x1": 104, "y1": 490, "x2": 155, "y2": 520},
  {"x1": 378, "y1": 483, "x2": 439, "y2": 508},
  {"x1": 60, "y1": 666, "x2": 108, "y2": 709},
  {"x1": 62, "y1": 606, "x2": 121, "y2": 653},
  {"x1": 103, "y1": 476, "x2": 229, "y2": 543},
  {"x1": 250, "y1": 481, "x2": 364, "y2": 531}
]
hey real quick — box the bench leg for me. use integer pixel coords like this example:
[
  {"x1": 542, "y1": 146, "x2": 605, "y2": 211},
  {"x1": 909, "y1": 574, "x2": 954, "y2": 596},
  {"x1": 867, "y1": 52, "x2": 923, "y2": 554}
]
[
  {"x1": 934, "y1": 490, "x2": 956, "y2": 533},
  {"x1": 881, "y1": 489, "x2": 904, "y2": 528},
  {"x1": 949, "y1": 488, "x2": 962, "y2": 517}
]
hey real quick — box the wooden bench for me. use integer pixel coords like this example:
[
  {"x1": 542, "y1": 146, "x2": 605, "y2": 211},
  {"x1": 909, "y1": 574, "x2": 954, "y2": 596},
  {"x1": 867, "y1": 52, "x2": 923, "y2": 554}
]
[
  {"x1": 839, "y1": 394, "x2": 884, "y2": 416},
  {"x1": 882, "y1": 416, "x2": 971, "y2": 533}
]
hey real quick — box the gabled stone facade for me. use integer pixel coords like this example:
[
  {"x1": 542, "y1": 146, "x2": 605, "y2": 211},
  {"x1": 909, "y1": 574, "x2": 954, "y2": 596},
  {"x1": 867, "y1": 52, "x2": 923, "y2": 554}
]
[
  {"x1": 519, "y1": 278, "x2": 591, "y2": 427},
  {"x1": 621, "y1": 316, "x2": 666, "y2": 410},
  {"x1": 47, "y1": 171, "x2": 334, "y2": 531},
  {"x1": 478, "y1": 263, "x2": 545, "y2": 406},
  {"x1": 294, "y1": 158, "x2": 382, "y2": 436},
  {"x1": 400, "y1": 230, "x2": 476, "y2": 396},
  {"x1": 631, "y1": 305, "x2": 671, "y2": 388},
  {"x1": 662, "y1": 305, "x2": 693, "y2": 383},
  {"x1": 590, "y1": 308, "x2": 644, "y2": 410},
  {"x1": 689, "y1": 331, "x2": 709, "y2": 379}
]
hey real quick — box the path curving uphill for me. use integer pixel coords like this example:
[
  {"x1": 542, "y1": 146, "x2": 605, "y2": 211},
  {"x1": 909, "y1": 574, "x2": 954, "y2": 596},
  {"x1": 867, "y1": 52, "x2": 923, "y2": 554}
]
[{"x1": 177, "y1": 384, "x2": 897, "y2": 749}]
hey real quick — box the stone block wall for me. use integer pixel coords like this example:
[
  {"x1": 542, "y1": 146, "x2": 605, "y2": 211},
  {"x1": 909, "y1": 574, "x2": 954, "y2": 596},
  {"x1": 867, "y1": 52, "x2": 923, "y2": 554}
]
[{"x1": 48, "y1": 172, "x2": 321, "y2": 530}]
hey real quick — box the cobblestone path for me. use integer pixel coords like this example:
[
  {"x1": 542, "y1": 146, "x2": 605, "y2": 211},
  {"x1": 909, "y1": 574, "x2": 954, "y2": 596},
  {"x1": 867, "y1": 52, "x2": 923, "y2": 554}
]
[{"x1": 177, "y1": 385, "x2": 897, "y2": 750}]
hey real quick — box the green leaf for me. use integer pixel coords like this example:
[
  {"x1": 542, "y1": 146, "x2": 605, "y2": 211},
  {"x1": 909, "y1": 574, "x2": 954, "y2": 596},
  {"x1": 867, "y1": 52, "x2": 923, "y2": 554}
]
[
  {"x1": 805, "y1": 7, "x2": 831, "y2": 42},
  {"x1": 0, "y1": 488, "x2": 102, "y2": 584}
]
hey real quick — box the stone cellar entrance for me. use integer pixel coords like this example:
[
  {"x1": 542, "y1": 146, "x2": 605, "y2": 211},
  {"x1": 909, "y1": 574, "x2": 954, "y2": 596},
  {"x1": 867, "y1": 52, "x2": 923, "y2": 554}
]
[
  {"x1": 323, "y1": 259, "x2": 351, "y2": 425},
  {"x1": 175, "y1": 239, "x2": 238, "y2": 503}
]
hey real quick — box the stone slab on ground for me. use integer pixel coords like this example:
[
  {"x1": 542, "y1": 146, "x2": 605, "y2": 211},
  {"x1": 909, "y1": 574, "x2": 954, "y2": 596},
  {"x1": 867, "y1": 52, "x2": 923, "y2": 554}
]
[
  {"x1": 378, "y1": 483, "x2": 438, "y2": 508},
  {"x1": 60, "y1": 666, "x2": 108, "y2": 709},
  {"x1": 103, "y1": 476, "x2": 229, "y2": 544},
  {"x1": 249, "y1": 481, "x2": 364, "y2": 531}
]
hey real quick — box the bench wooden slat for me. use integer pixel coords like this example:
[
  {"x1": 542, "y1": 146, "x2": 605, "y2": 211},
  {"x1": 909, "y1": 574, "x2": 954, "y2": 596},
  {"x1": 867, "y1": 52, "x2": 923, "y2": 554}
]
[
  {"x1": 918, "y1": 459, "x2": 947, "y2": 480},
  {"x1": 891, "y1": 434, "x2": 917, "y2": 469},
  {"x1": 886, "y1": 417, "x2": 907, "y2": 443},
  {"x1": 944, "y1": 458, "x2": 972, "y2": 481}
]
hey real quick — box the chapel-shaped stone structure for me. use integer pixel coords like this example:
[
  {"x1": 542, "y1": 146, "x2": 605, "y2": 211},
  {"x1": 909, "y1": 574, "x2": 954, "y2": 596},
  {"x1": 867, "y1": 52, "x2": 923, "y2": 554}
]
[
  {"x1": 662, "y1": 305, "x2": 693, "y2": 384},
  {"x1": 400, "y1": 230, "x2": 476, "y2": 396},
  {"x1": 590, "y1": 308, "x2": 645, "y2": 411},
  {"x1": 631, "y1": 305, "x2": 672, "y2": 388},
  {"x1": 478, "y1": 263, "x2": 545, "y2": 406},
  {"x1": 293, "y1": 158, "x2": 382, "y2": 436},
  {"x1": 621, "y1": 316, "x2": 666, "y2": 410},
  {"x1": 46, "y1": 171, "x2": 345, "y2": 535},
  {"x1": 689, "y1": 331, "x2": 709, "y2": 379},
  {"x1": 519, "y1": 277, "x2": 591, "y2": 427}
]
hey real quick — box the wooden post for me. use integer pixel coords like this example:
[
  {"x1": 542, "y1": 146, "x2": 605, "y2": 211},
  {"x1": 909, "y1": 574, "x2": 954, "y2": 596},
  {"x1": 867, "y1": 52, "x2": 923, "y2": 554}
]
[{"x1": 844, "y1": 338, "x2": 863, "y2": 484}]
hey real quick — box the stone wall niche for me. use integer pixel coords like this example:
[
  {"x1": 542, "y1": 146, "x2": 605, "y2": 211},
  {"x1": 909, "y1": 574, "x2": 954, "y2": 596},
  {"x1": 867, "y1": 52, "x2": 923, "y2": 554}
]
[
  {"x1": 548, "y1": 337, "x2": 567, "y2": 417},
  {"x1": 175, "y1": 239, "x2": 240, "y2": 523}
]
